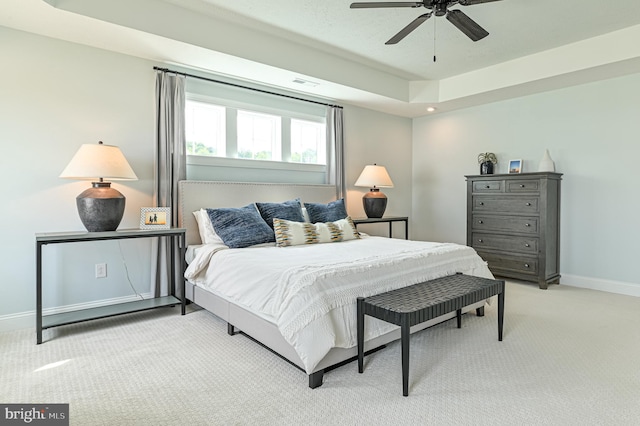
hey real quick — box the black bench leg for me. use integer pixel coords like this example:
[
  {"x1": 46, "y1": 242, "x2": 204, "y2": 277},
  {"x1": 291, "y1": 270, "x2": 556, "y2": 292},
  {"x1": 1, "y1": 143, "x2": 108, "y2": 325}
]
[
  {"x1": 309, "y1": 370, "x2": 324, "y2": 388},
  {"x1": 456, "y1": 309, "x2": 462, "y2": 328},
  {"x1": 357, "y1": 297, "x2": 365, "y2": 373},
  {"x1": 476, "y1": 306, "x2": 485, "y2": 317},
  {"x1": 498, "y1": 288, "x2": 505, "y2": 341},
  {"x1": 401, "y1": 316, "x2": 410, "y2": 397}
]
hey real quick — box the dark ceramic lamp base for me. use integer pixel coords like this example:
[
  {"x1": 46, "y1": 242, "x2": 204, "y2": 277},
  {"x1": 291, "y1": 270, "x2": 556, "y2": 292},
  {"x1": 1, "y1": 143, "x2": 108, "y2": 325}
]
[
  {"x1": 362, "y1": 189, "x2": 388, "y2": 218},
  {"x1": 76, "y1": 182, "x2": 125, "y2": 232}
]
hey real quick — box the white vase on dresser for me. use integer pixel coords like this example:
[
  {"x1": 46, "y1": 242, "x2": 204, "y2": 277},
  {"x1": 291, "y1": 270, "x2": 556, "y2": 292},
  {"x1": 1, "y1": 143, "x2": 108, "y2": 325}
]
[{"x1": 538, "y1": 149, "x2": 556, "y2": 172}]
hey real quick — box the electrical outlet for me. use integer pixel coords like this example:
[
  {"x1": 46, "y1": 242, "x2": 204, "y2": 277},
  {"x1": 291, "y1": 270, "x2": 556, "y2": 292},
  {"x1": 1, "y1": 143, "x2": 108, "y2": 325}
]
[{"x1": 95, "y1": 263, "x2": 107, "y2": 278}]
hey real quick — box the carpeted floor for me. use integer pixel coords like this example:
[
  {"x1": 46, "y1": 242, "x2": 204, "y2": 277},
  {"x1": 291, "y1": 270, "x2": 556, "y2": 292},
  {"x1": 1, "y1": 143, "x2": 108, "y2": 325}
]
[{"x1": 1, "y1": 280, "x2": 639, "y2": 425}]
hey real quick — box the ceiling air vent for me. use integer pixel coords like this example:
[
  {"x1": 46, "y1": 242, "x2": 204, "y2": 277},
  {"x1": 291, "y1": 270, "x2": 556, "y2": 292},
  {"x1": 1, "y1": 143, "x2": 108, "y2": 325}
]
[{"x1": 292, "y1": 78, "x2": 319, "y2": 87}]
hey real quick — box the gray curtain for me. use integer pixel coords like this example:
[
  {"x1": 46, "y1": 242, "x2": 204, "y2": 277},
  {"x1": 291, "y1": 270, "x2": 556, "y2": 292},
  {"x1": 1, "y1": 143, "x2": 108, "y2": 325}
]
[
  {"x1": 152, "y1": 70, "x2": 186, "y2": 297},
  {"x1": 326, "y1": 106, "x2": 346, "y2": 200}
]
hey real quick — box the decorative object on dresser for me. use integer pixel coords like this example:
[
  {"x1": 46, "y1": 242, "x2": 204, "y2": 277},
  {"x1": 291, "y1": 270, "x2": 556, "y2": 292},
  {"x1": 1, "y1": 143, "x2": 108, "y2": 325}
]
[
  {"x1": 538, "y1": 149, "x2": 556, "y2": 172},
  {"x1": 354, "y1": 164, "x2": 394, "y2": 218},
  {"x1": 59, "y1": 141, "x2": 138, "y2": 232},
  {"x1": 508, "y1": 159, "x2": 523, "y2": 174},
  {"x1": 466, "y1": 172, "x2": 562, "y2": 289},
  {"x1": 477, "y1": 152, "x2": 497, "y2": 175}
]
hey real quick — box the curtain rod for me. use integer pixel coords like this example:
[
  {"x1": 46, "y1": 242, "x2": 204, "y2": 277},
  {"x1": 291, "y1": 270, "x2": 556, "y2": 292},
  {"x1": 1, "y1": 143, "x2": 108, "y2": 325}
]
[{"x1": 154, "y1": 66, "x2": 342, "y2": 109}]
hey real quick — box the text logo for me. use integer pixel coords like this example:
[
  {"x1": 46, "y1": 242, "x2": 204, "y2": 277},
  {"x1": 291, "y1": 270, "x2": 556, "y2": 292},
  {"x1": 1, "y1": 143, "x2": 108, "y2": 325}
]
[{"x1": 1, "y1": 404, "x2": 68, "y2": 425}]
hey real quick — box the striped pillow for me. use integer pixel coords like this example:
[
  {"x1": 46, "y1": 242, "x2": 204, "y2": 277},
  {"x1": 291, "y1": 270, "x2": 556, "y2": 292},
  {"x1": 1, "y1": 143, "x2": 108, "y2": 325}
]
[{"x1": 273, "y1": 216, "x2": 360, "y2": 247}]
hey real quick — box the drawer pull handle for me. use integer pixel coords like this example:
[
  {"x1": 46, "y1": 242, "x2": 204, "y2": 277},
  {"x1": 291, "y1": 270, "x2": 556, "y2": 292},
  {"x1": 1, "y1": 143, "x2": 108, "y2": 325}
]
[
  {"x1": 525, "y1": 223, "x2": 531, "y2": 227},
  {"x1": 485, "y1": 185, "x2": 490, "y2": 189},
  {"x1": 525, "y1": 202, "x2": 531, "y2": 206},
  {"x1": 520, "y1": 184, "x2": 525, "y2": 188},
  {"x1": 478, "y1": 239, "x2": 483, "y2": 243},
  {"x1": 478, "y1": 220, "x2": 484, "y2": 224},
  {"x1": 524, "y1": 243, "x2": 530, "y2": 247},
  {"x1": 524, "y1": 263, "x2": 530, "y2": 268},
  {"x1": 479, "y1": 202, "x2": 484, "y2": 206}
]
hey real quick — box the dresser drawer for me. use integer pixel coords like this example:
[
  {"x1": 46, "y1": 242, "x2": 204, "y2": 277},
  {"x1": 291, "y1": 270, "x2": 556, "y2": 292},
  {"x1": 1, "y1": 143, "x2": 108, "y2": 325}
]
[
  {"x1": 471, "y1": 233, "x2": 538, "y2": 254},
  {"x1": 472, "y1": 180, "x2": 502, "y2": 193},
  {"x1": 473, "y1": 196, "x2": 539, "y2": 214},
  {"x1": 472, "y1": 215, "x2": 539, "y2": 234},
  {"x1": 507, "y1": 180, "x2": 539, "y2": 192},
  {"x1": 477, "y1": 251, "x2": 539, "y2": 276}
]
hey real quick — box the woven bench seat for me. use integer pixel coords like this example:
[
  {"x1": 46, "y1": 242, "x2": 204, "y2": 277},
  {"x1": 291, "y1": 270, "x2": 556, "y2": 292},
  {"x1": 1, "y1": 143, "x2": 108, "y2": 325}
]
[{"x1": 357, "y1": 273, "x2": 505, "y2": 396}]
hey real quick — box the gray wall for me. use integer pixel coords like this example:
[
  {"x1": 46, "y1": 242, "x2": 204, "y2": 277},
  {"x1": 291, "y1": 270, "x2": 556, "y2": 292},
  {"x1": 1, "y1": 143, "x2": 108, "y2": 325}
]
[
  {"x1": 412, "y1": 73, "x2": 640, "y2": 296},
  {"x1": 0, "y1": 27, "x2": 157, "y2": 331},
  {"x1": 0, "y1": 27, "x2": 413, "y2": 330}
]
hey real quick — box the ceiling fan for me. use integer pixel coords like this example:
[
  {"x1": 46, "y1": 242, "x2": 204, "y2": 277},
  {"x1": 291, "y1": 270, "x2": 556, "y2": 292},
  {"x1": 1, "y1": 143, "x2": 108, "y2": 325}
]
[{"x1": 350, "y1": 0, "x2": 503, "y2": 45}]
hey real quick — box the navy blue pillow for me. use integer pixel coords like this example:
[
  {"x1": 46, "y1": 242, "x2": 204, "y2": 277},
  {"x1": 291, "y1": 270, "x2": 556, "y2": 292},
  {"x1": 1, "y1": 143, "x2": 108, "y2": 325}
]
[
  {"x1": 206, "y1": 204, "x2": 274, "y2": 248},
  {"x1": 304, "y1": 199, "x2": 348, "y2": 223},
  {"x1": 255, "y1": 198, "x2": 304, "y2": 229}
]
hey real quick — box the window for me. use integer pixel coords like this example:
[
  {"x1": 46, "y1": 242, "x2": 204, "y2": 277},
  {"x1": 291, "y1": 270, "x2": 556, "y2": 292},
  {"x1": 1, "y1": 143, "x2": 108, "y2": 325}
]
[
  {"x1": 237, "y1": 110, "x2": 281, "y2": 161},
  {"x1": 291, "y1": 119, "x2": 326, "y2": 164},
  {"x1": 185, "y1": 98, "x2": 326, "y2": 166},
  {"x1": 185, "y1": 100, "x2": 226, "y2": 157}
]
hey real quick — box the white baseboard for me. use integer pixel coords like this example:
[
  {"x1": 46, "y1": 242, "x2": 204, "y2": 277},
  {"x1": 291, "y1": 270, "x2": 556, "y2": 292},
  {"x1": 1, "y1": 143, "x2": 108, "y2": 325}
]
[
  {"x1": 560, "y1": 274, "x2": 640, "y2": 297},
  {"x1": 0, "y1": 293, "x2": 154, "y2": 333}
]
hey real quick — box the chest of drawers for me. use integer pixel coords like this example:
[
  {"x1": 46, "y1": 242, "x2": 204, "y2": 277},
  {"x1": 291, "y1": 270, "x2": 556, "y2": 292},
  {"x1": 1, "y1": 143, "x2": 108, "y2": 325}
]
[{"x1": 466, "y1": 172, "x2": 562, "y2": 289}]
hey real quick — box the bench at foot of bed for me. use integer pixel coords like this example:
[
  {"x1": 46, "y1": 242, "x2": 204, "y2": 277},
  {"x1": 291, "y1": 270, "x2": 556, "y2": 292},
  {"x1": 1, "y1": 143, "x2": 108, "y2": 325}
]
[{"x1": 357, "y1": 273, "x2": 504, "y2": 396}]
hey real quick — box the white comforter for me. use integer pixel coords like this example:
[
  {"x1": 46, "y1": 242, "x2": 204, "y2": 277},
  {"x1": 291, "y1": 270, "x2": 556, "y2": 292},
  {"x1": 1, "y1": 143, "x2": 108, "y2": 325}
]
[{"x1": 185, "y1": 236, "x2": 493, "y2": 373}]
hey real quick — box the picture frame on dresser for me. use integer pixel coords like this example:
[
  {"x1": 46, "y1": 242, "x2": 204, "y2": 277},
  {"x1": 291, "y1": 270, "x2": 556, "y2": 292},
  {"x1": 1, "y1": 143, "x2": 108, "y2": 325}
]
[
  {"x1": 140, "y1": 207, "x2": 171, "y2": 229},
  {"x1": 508, "y1": 159, "x2": 522, "y2": 174}
]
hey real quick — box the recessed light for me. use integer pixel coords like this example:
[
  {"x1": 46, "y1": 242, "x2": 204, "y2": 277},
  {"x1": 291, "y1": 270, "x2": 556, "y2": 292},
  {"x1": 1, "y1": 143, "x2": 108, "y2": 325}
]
[{"x1": 426, "y1": 106, "x2": 437, "y2": 112}]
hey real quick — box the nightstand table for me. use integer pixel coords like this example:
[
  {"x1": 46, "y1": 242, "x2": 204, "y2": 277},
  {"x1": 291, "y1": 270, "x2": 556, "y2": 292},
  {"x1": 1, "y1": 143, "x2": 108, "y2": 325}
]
[
  {"x1": 352, "y1": 216, "x2": 409, "y2": 239},
  {"x1": 35, "y1": 228, "x2": 186, "y2": 344}
]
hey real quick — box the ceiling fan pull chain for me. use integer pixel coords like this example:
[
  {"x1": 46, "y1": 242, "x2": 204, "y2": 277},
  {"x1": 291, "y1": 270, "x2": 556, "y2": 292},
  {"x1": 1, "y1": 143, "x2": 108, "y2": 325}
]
[{"x1": 433, "y1": 16, "x2": 437, "y2": 62}]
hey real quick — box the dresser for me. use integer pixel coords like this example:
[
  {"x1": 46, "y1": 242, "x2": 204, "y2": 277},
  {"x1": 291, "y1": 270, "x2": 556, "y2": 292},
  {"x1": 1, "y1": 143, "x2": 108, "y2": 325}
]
[{"x1": 466, "y1": 172, "x2": 562, "y2": 289}]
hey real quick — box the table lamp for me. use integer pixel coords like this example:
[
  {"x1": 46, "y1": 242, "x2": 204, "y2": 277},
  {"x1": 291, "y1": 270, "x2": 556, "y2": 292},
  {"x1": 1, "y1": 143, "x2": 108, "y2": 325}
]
[
  {"x1": 354, "y1": 164, "x2": 394, "y2": 218},
  {"x1": 60, "y1": 141, "x2": 138, "y2": 232}
]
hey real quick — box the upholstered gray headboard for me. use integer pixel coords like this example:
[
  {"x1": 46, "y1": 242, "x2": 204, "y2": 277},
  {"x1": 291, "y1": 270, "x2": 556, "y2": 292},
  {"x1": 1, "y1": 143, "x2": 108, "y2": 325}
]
[{"x1": 178, "y1": 180, "x2": 338, "y2": 246}]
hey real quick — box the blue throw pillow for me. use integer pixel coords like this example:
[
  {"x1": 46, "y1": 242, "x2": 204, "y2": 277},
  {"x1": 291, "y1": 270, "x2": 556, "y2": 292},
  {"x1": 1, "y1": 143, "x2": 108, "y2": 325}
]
[
  {"x1": 255, "y1": 198, "x2": 304, "y2": 229},
  {"x1": 304, "y1": 199, "x2": 348, "y2": 223},
  {"x1": 206, "y1": 204, "x2": 274, "y2": 248}
]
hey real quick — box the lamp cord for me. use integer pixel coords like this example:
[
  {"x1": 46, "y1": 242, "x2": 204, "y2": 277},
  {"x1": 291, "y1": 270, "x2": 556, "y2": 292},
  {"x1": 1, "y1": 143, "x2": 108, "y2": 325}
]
[{"x1": 118, "y1": 241, "x2": 144, "y2": 301}]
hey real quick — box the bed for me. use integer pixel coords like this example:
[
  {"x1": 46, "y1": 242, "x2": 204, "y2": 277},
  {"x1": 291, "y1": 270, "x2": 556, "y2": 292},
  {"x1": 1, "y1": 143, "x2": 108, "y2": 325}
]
[{"x1": 178, "y1": 180, "x2": 494, "y2": 388}]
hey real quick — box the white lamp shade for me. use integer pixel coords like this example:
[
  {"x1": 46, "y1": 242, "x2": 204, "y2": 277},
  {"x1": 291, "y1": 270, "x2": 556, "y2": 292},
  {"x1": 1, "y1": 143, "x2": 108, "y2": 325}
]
[
  {"x1": 354, "y1": 165, "x2": 394, "y2": 188},
  {"x1": 60, "y1": 142, "x2": 138, "y2": 181}
]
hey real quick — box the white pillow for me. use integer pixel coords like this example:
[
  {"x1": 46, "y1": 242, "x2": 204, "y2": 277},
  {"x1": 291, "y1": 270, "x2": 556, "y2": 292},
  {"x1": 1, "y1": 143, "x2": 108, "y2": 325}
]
[
  {"x1": 273, "y1": 216, "x2": 360, "y2": 248},
  {"x1": 193, "y1": 209, "x2": 225, "y2": 245}
]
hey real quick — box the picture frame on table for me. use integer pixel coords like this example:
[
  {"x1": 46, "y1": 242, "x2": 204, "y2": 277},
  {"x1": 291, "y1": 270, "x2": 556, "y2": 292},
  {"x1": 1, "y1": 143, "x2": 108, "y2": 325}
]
[
  {"x1": 508, "y1": 159, "x2": 523, "y2": 174},
  {"x1": 140, "y1": 207, "x2": 171, "y2": 230}
]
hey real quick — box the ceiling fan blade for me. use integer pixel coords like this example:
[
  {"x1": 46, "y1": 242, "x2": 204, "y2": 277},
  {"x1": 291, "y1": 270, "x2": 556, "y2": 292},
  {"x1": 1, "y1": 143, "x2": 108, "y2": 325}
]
[
  {"x1": 446, "y1": 9, "x2": 489, "y2": 41},
  {"x1": 350, "y1": 2, "x2": 423, "y2": 8},
  {"x1": 458, "y1": 0, "x2": 503, "y2": 5},
  {"x1": 385, "y1": 12, "x2": 432, "y2": 45}
]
